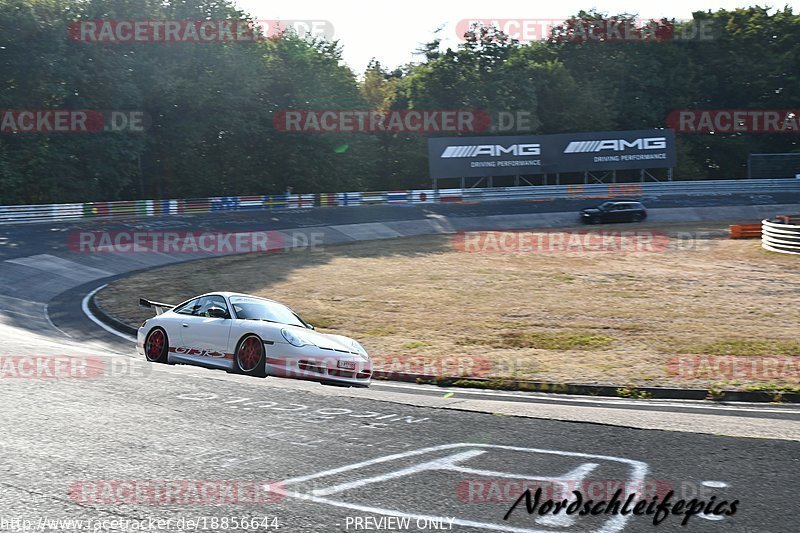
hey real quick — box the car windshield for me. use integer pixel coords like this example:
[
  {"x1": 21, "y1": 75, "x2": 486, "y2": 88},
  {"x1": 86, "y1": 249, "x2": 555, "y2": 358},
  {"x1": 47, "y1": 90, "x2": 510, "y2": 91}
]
[
  {"x1": 229, "y1": 296, "x2": 306, "y2": 327},
  {"x1": 597, "y1": 202, "x2": 616, "y2": 210}
]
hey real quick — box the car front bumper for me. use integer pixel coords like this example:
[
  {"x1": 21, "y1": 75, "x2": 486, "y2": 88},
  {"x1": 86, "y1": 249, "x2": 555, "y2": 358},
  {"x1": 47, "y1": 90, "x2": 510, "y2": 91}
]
[{"x1": 266, "y1": 347, "x2": 372, "y2": 387}]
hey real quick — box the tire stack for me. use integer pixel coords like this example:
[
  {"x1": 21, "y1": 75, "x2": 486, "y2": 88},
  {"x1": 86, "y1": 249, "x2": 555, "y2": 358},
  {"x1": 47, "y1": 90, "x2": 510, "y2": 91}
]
[{"x1": 762, "y1": 215, "x2": 800, "y2": 255}]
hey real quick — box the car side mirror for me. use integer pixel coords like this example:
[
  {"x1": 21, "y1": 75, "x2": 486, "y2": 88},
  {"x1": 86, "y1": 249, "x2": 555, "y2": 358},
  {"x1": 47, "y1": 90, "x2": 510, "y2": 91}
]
[
  {"x1": 307, "y1": 324, "x2": 315, "y2": 330},
  {"x1": 207, "y1": 307, "x2": 228, "y2": 319}
]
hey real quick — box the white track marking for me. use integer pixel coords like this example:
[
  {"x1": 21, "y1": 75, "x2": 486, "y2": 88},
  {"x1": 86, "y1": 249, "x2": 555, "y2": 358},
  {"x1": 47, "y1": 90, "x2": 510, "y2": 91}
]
[
  {"x1": 81, "y1": 284, "x2": 137, "y2": 343},
  {"x1": 311, "y1": 450, "x2": 487, "y2": 496},
  {"x1": 43, "y1": 302, "x2": 73, "y2": 338},
  {"x1": 273, "y1": 443, "x2": 648, "y2": 533},
  {"x1": 443, "y1": 462, "x2": 599, "y2": 529},
  {"x1": 697, "y1": 481, "x2": 730, "y2": 521}
]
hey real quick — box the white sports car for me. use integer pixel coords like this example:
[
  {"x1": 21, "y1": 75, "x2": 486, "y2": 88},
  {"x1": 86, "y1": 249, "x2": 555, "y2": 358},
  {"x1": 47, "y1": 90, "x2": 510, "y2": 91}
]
[{"x1": 136, "y1": 292, "x2": 371, "y2": 387}]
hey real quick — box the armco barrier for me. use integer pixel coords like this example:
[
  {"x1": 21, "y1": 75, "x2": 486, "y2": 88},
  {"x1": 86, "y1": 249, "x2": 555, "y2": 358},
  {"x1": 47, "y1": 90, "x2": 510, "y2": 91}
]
[
  {"x1": 762, "y1": 215, "x2": 800, "y2": 255},
  {"x1": 1, "y1": 178, "x2": 799, "y2": 225}
]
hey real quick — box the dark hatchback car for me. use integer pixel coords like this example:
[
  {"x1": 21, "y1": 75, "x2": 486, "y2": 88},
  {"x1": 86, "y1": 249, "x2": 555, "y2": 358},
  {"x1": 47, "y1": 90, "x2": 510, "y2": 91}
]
[{"x1": 581, "y1": 201, "x2": 647, "y2": 224}]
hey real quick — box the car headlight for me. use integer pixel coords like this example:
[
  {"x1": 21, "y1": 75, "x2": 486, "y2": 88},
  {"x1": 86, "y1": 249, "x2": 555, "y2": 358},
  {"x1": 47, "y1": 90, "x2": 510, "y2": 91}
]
[
  {"x1": 350, "y1": 339, "x2": 368, "y2": 357},
  {"x1": 281, "y1": 328, "x2": 313, "y2": 347}
]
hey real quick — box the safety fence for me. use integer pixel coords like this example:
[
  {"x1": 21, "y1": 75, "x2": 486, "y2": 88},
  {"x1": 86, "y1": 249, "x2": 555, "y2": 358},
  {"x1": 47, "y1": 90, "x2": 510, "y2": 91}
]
[
  {"x1": 1, "y1": 178, "x2": 799, "y2": 225},
  {"x1": 748, "y1": 153, "x2": 800, "y2": 179},
  {"x1": 762, "y1": 215, "x2": 800, "y2": 255}
]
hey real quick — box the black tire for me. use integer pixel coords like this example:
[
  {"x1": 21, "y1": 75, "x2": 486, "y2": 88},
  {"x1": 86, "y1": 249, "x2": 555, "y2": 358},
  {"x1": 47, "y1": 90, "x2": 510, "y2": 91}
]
[
  {"x1": 632, "y1": 214, "x2": 644, "y2": 222},
  {"x1": 233, "y1": 334, "x2": 266, "y2": 377},
  {"x1": 144, "y1": 327, "x2": 169, "y2": 364}
]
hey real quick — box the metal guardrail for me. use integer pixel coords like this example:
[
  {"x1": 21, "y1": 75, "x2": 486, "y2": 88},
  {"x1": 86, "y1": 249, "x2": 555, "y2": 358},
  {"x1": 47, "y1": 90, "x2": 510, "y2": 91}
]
[
  {"x1": 762, "y1": 216, "x2": 800, "y2": 255},
  {"x1": 462, "y1": 178, "x2": 800, "y2": 202},
  {"x1": 1, "y1": 178, "x2": 799, "y2": 225}
]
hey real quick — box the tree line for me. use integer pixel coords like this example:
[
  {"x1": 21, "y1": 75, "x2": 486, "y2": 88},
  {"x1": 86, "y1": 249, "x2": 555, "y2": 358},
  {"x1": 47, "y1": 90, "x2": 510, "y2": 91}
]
[{"x1": 1, "y1": 0, "x2": 798, "y2": 204}]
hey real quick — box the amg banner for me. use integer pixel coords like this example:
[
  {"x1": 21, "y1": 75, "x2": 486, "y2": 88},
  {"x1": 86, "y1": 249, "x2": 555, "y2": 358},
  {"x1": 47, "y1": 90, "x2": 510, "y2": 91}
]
[{"x1": 427, "y1": 129, "x2": 676, "y2": 178}]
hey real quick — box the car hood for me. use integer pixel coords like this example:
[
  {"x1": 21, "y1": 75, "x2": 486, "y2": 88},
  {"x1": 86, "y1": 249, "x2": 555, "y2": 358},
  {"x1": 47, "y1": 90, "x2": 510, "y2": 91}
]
[
  {"x1": 582, "y1": 208, "x2": 602, "y2": 214},
  {"x1": 257, "y1": 322, "x2": 360, "y2": 355},
  {"x1": 299, "y1": 329, "x2": 359, "y2": 353}
]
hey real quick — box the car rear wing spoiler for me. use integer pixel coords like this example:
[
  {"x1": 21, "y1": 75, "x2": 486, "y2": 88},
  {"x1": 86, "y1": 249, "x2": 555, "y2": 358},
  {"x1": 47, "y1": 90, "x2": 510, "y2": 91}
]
[{"x1": 139, "y1": 298, "x2": 175, "y2": 316}]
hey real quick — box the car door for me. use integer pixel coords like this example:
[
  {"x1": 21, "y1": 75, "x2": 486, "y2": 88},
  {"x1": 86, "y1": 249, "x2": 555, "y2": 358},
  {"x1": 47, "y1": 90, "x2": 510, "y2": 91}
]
[
  {"x1": 603, "y1": 204, "x2": 621, "y2": 222},
  {"x1": 172, "y1": 297, "x2": 201, "y2": 347},
  {"x1": 176, "y1": 295, "x2": 233, "y2": 367},
  {"x1": 614, "y1": 204, "x2": 633, "y2": 222}
]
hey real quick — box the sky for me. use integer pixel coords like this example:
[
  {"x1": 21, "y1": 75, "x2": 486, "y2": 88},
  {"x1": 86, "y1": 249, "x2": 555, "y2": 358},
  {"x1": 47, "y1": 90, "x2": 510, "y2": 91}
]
[{"x1": 235, "y1": 1, "x2": 796, "y2": 73}]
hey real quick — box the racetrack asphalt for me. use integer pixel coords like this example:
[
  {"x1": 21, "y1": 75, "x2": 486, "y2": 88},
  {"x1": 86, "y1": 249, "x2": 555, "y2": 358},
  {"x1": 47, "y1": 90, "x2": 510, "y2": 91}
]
[{"x1": 0, "y1": 322, "x2": 797, "y2": 532}]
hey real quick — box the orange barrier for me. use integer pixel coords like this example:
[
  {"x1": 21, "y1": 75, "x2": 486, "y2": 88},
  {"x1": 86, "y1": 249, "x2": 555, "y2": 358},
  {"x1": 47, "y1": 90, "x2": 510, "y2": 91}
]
[
  {"x1": 775, "y1": 214, "x2": 800, "y2": 225},
  {"x1": 729, "y1": 223, "x2": 762, "y2": 239}
]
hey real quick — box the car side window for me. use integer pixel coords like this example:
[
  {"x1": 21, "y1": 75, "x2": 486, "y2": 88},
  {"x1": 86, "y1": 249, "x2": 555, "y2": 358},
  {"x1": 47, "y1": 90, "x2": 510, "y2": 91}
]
[
  {"x1": 232, "y1": 303, "x2": 250, "y2": 319},
  {"x1": 175, "y1": 298, "x2": 201, "y2": 315},
  {"x1": 196, "y1": 295, "x2": 230, "y2": 317}
]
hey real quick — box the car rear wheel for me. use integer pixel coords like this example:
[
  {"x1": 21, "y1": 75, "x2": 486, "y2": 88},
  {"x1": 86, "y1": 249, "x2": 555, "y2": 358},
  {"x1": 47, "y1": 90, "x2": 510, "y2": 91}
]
[
  {"x1": 632, "y1": 213, "x2": 644, "y2": 222},
  {"x1": 234, "y1": 335, "x2": 266, "y2": 377},
  {"x1": 144, "y1": 327, "x2": 169, "y2": 364}
]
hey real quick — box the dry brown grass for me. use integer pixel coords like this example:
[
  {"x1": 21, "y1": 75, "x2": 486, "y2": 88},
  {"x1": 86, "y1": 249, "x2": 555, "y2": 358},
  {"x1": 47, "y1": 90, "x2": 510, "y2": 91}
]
[{"x1": 97, "y1": 221, "x2": 800, "y2": 390}]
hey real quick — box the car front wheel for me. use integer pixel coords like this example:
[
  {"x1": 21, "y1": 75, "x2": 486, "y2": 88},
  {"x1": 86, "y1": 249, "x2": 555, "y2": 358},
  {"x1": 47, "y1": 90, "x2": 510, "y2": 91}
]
[{"x1": 234, "y1": 335, "x2": 266, "y2": 377}]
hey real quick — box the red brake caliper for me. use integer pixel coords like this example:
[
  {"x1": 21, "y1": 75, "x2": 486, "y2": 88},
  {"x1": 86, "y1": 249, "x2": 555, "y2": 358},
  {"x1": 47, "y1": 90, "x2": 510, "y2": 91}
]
[
  {"x1": 148, "y1": 331, "x2": 163, "y2": 358},
  {"x1": 242, "y1": 338, "x2": 259, "y2": 370}
]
